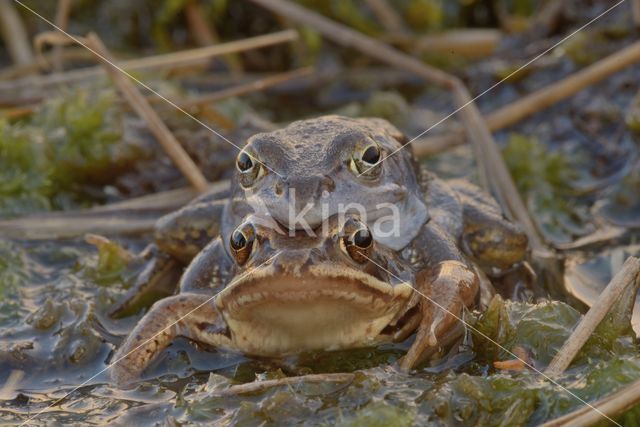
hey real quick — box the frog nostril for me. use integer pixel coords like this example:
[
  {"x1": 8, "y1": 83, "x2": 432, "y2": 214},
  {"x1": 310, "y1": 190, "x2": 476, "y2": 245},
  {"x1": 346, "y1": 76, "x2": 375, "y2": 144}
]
[
  {"x1": 275, "y1": 180, "x2": 284, "y2": 196},
  {"x1": 318, "y1": 175, "x2": 335, "y2": 196}
]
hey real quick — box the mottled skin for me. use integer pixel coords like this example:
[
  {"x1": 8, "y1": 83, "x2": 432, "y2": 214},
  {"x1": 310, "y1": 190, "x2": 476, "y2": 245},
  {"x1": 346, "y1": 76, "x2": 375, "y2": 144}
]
[
  {"x1": 111, "y1": 116, "x2": 430, "y2": 316},
  {"x1": 149, "y1": 115, "x2": 527, "y2": 275},
  {"x1": 111, "y1": 215, "x2": 479, "y2": 388},
  {"x1": 227, "y1": 115, "x2": 428, "y2": 250}
]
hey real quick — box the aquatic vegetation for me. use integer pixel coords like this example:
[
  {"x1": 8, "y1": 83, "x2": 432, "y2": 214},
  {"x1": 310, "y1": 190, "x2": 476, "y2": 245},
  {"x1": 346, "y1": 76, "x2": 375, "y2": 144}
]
[
  {"x1": 403, "y1": 0, "x2": 443, "y2": 30},
  {"x1": 82, "y1": 236, "x2": 134, "y2": 286},
  {"x1": 503, "y1": 133, "x2": 594, "y2": 245},
  {"x1": 0, "y1": 89, "x2": 134, "y2": 216},
  {"x1": 362, "y1": 91, "x2": 411, "y2": 127},
  {"x1": 0, "y1": 119, "x2": 52, "y2": 215},
  {"x1": 0, "y1": 240, "x2": 26, "y2": 325}
]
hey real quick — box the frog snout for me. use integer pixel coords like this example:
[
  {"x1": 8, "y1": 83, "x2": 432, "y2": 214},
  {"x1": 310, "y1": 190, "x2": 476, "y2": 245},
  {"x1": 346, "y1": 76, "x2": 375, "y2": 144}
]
[
  {"x1": 273, "y1": 249, "x2": 311, "y2": 273},
  {"x1": 278, "y1": 175, "x2": 335, "y2": 204}
]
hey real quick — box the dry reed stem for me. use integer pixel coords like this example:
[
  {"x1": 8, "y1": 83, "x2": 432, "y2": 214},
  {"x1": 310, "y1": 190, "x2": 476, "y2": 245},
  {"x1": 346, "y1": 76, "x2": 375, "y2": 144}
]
[
  {"x1": 86, "y1": 32, "x2": 209, "y2": 193},
  {"x1": 0, "y1": 30, "x2": 298, "y2": 92},
  {"x1": 363, "y1": 0, "x2": 405, "y2": 33},
  {"x1": 52, "y1": 0, "x2": 73, "y2": 71},
  {"x1": 212, "y1": 373, "x2": 355, "y2": 397},
  {"x1": 541, "y1": 377, "x2": 640, "y2": 426},
  {"x1": 176, "y1": 67, "x2": 313, "y2": 108},
  {"x1": 414, "y1": 40, "x2": 640, "y2": 157},
  {"x1": 544, "y1": 257, "x2": 640, "y2": 377},
  {"x1": 0, "y1": 0, "x2": 34, "y2": 65}
]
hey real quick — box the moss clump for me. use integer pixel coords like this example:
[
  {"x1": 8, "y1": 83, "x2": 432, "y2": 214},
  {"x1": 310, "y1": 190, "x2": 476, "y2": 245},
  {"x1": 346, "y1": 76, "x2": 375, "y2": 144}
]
[
  {"x1": 0, "y1": 119, "x2": 52, "y2": 214},
  {"x1": 82, "y1": 236, "x2": 133, "y2": 286},
  {"x1": 422, "y1": 296, "x2": 640, "y2": 425},
  {"x1": 0, "y1": 88, "x2": 141, "y2": 216},
  {"x1": 502, "y1": 133, "x2": 591, "y2": 245},
  {"x1": 0, "y1": 239, "x2": 26, "y2": 324}
]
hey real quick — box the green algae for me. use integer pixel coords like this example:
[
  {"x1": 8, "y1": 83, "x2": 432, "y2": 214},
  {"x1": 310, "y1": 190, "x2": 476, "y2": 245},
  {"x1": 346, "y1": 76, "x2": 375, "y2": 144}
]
[
  {"x1": 0, "y1": 89, "x2": 134, "y2": 217},
  {"x1": 502, "y1": 133, "x2": 593, "y2": 245}
]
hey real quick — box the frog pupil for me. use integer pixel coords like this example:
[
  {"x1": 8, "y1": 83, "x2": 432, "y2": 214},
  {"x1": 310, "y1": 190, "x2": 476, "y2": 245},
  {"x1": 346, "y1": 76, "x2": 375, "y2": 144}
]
[
  {"x1": 362, "y1": 145, "x2": 380, "y2": 164},
  {"x1": 231, "y1": 231, "x2": 247, "y2": 250},
  {"x1": 237, "y1": 152, "x2": 253, "y2": 171},
  {"x1": 353, "y1": 228, "x2": 372, "y2": 248}
]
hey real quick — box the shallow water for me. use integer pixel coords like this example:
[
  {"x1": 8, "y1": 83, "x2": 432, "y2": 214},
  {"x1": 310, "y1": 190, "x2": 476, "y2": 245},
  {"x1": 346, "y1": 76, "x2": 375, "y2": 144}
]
[{"x1": 0, "y1": 235, "x2": 639, "y2": 425}]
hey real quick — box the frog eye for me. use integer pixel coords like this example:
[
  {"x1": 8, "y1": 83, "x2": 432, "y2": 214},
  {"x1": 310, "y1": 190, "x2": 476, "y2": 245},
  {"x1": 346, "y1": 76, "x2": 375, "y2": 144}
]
[
  {"x1": 350, "y1": 141, "x2": 382, "y2": 179},
  {"x1": 340, "y1": 218, "x2": 373, "y2": 263},
  {"x1": 230, "y1": 223, "x2": 256, "y2": 265},
  {"x1": 236, "y1": 150, "x2": 265, "y2": 188},
  {"x1": 362, "y1": 144, "x2": 381, "y2": 164}
]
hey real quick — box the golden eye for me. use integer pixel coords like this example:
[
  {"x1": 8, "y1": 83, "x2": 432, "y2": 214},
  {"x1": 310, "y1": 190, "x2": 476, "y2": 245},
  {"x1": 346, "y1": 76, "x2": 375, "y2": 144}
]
[
  {"x1": 350, "y1": 141, "x2": 382, "y2": 178},
  {"x1": 236, "y1": 150, "x2": 264, "y2": 188},
  {"x1": 341, "y1": 218, "x2": 373, "y2": 263},
  {"x1": 230, "y1": 223, "x2": 255, "y2": 265}
]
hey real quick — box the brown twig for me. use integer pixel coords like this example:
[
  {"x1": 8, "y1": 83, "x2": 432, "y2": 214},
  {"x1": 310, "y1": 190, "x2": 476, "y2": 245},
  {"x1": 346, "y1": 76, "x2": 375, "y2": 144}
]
[
  {"x1": 633, "y1": 0, "x2": 640, "y2": 27},
  {"x1": 0, "y1": 46, "x2": 92, "y2": 80},
  {"x1": 0, "y1": 0, "x2": 34, "y2": 66},
  {"x1": 413, "y1": 133, "x2": 461, "y2": 157},
  {"x1": 85, "y1": 33, "x2": 209, "y2": 193},
  {"x1": 385, "y1": 29, "x2": 502, "y2": 58},
  {"x1": 176, "y1": 67, "x2": 313, "y2": 108},
  {"x1": 363, "y1": 0, "x2": 405, "y2": 33},
  {"x1": 212, "y1": 373, "x2": 354, "y2": 397},
  {"x1": 1, "y1": 68, "x2": 313, "y2": 118},
  {"x1": 545, "y1": 257, "x2": 640, "y2": 377},
  {"x1": 0, "y1": 105, "x2": 35, "y2": 120},
  {"x1": 184, "y1": 0, "x2": 216, "y2": 46},
  {"x1": 52, "y1": 0, "x2": 73, "y2": 71},
  {"x1": 0, "y1": 180, "x2": 231, "y2": 240},
  {"x1": 487, "y1": 40, "x2": 640, "y2": 132},
  {"x1": 0, "y1": 214, "x2": 158, "y2": 240},
  {"x1": 415, "y1": 40, "x2": 640, "y2": 157},
  {"x1": 452, "y1": 82, "x2": 546, "y2": 250},
  {"x1": 0, "y1": 30, "x2": 298, "y2": 92},
  {"x1": 541, "y1": 377, "x2": 640, "y2": 427},
  {"x1": 183, "y1": 0, "x2": 244, "y2": 73}
]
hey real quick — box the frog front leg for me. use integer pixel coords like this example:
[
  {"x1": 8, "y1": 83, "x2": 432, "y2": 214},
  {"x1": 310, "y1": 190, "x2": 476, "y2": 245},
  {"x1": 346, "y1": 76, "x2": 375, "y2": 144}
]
[
  {"x1": 449, "y1": 180, "x2": 528, "y2": 271},
  {"x1": 178, "y1": 237, "x2": 233, "y2": 294},
  {"x1": 110, "y1": 246, "x2": 182, "y2": 318},
  {"x1": 400, "y1": 222, "x2": 479, "y2": 370},
  {"x1": 155, "y1": 199, "x2": 226, "y2": 263},
  {"x1": 110, "y1": 200, "x2": 227, "y2": 318},
  {"x1": 110, "y1": 293, "x2": 232, "y2": 388}
]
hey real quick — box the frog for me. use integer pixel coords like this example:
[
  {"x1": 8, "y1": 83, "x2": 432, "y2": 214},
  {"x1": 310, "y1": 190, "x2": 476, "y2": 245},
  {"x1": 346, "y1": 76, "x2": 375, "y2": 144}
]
[
  {"x1": 111, "y1": 115, "x2": 528, "y2": 316},
  {"x1": 110, "y1": 213, "x2": 480, "y2": 388},
  {"x1": 181, "y1": 116, "x2": 527, "y2": 262},
  {"x1": 110, "y1": 116, "x2": 428, "y2": 316}
]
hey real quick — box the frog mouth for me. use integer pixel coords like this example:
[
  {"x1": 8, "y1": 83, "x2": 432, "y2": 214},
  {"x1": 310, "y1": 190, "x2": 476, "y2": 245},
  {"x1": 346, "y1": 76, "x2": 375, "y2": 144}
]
[{"x1": 215, "y1": 264, "x2": 413, "y2": 356}]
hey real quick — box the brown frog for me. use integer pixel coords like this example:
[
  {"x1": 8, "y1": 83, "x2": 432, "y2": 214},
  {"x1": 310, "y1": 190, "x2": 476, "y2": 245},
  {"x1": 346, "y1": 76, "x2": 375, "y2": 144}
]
[
  {"x1": 147, "y1": 115, "x2": 527, "y2": 282},
  {"x1": 111, "y1": 214, "x2": 479, "y2": 388},
  {"x1": 111, "y1": 116, "x2": 432, "y2": 316},
  {"x1": 110, "y1": 116, "x2": 529, "y2": 386}
]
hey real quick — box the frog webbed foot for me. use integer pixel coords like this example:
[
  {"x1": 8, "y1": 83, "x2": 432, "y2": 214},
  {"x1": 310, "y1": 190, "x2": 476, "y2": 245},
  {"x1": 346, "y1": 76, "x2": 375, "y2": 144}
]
[
  {"x1": 110, "y1": 293, "x2": 230, "y2": 389},
  {"x1": 154, "y1": 199, "x2": 226, "y2": 263},
  {"x1": 400, "y1": 260, "x2": 478, "y2": 370}
]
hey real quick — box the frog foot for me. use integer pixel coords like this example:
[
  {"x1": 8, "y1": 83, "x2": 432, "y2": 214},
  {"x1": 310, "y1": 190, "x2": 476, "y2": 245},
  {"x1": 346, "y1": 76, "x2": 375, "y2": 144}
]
[{"x1": 400, "y1": 261, "x2": 478, "y2": 370}]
